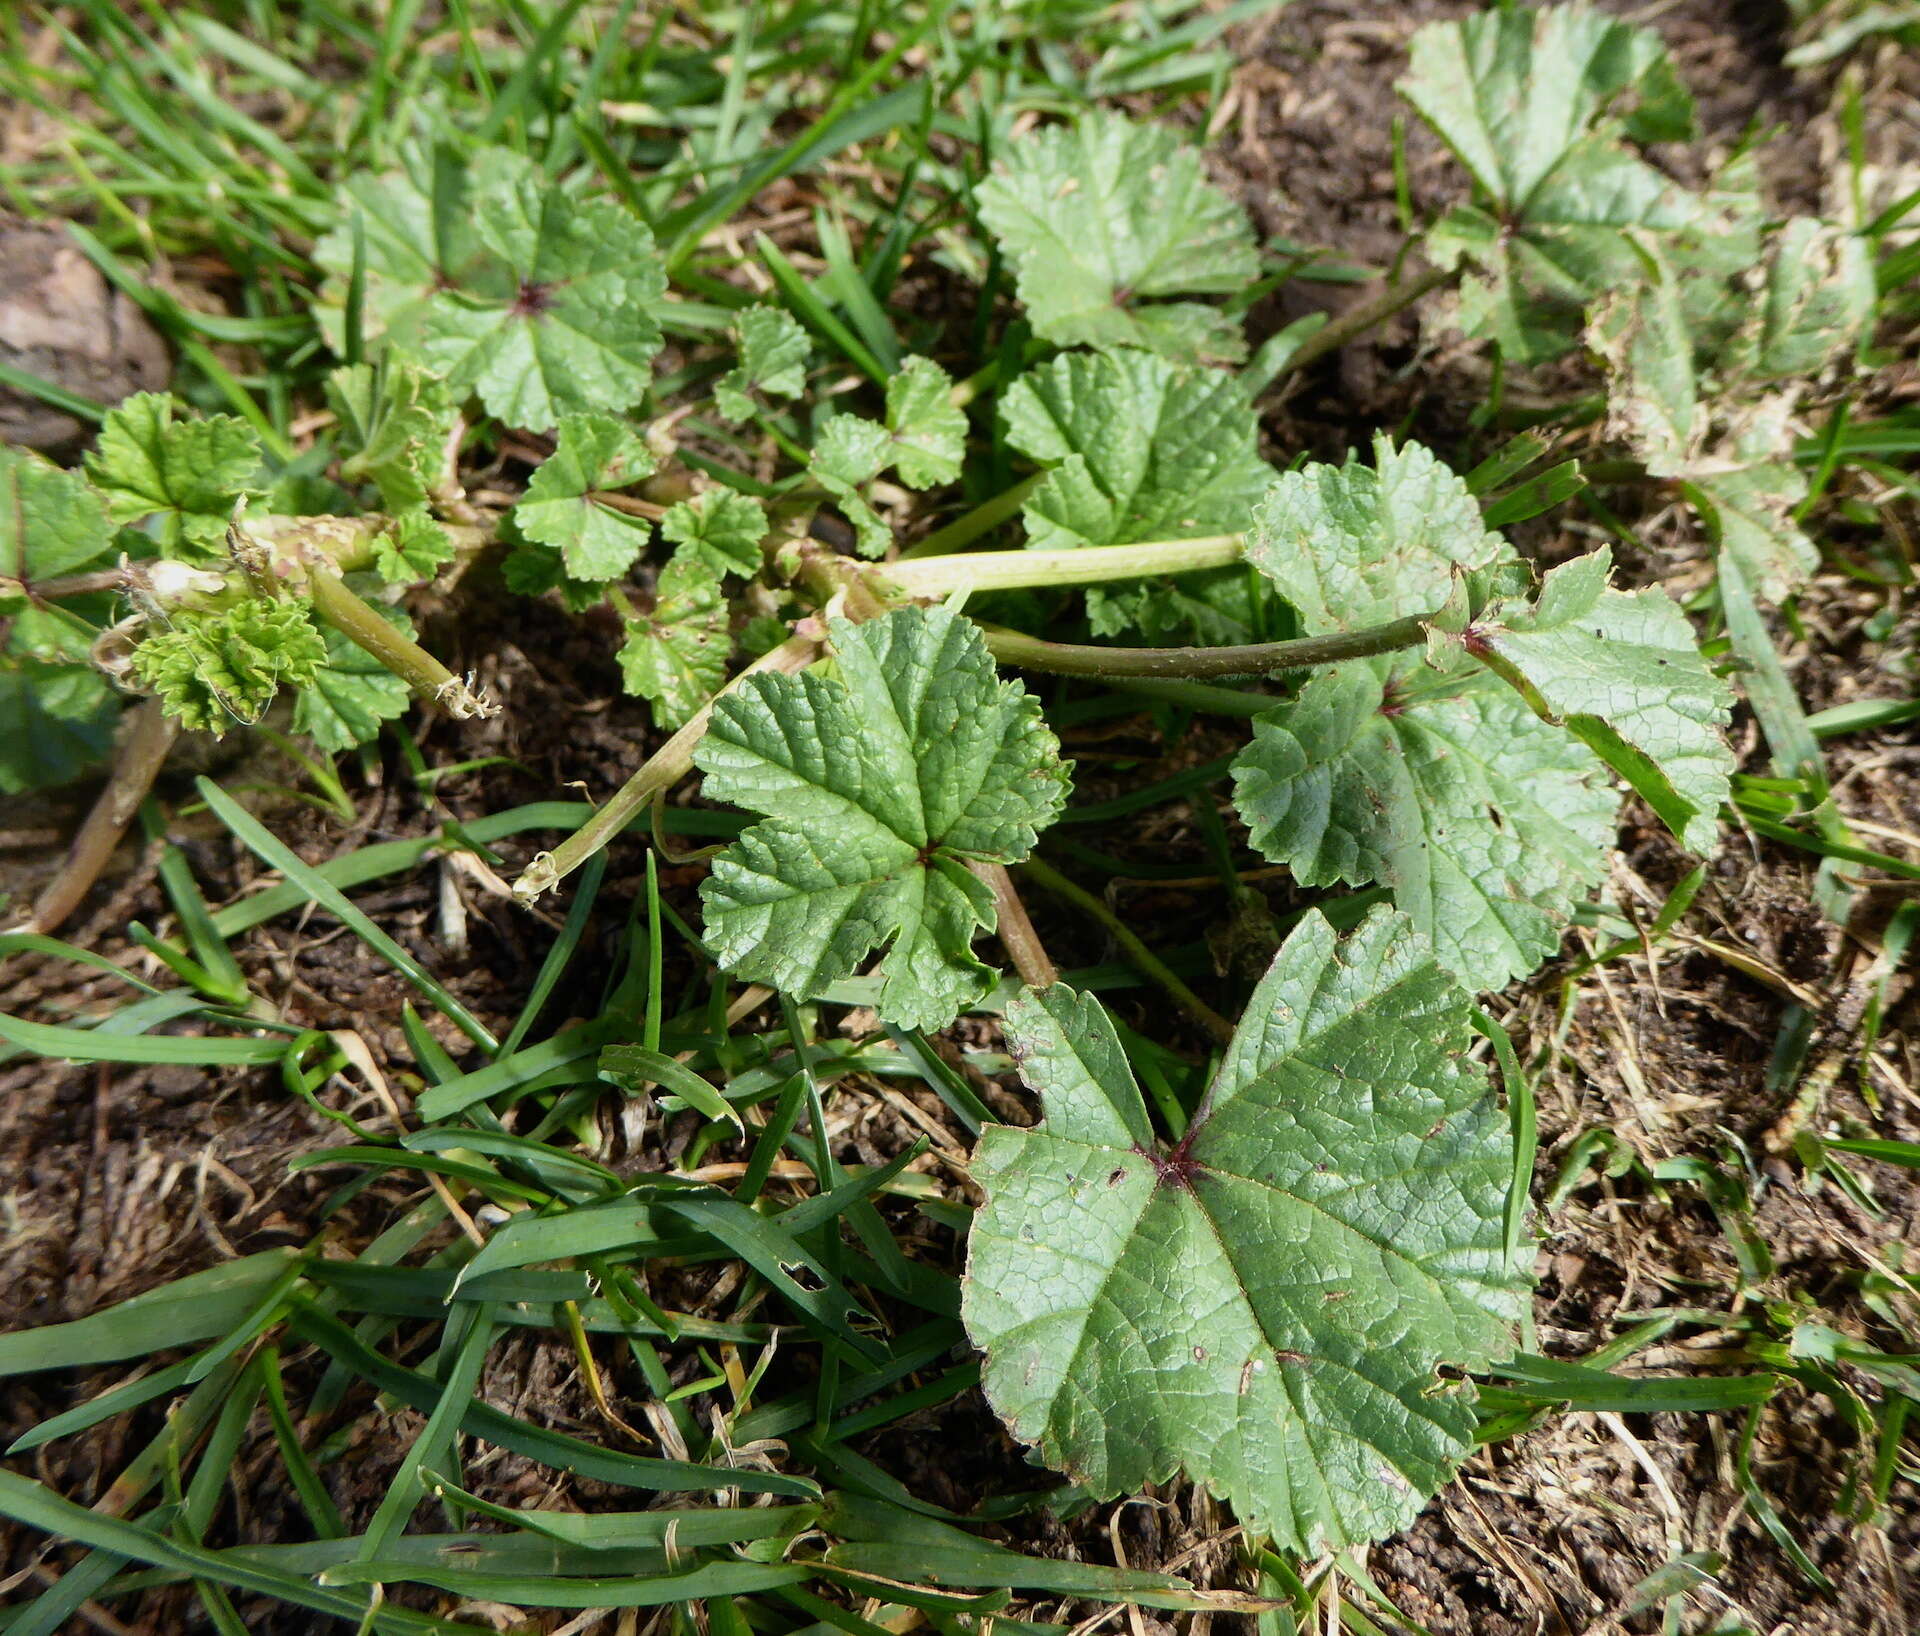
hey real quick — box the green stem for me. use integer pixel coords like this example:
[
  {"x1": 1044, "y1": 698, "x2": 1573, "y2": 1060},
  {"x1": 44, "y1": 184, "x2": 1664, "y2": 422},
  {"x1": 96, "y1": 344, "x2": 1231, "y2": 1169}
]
[
  {"x1": 306, "y1": 568, "x2": 497, "y2": 720},
  {"x1": 514, "y1": 632, "x2": 821, "y2": 903},
  {"x1": 887, "y1": 535, "x2": 1244, "y2": 598},
  {"x1": 1016, "y1": 856, "x2": 1234, "y2": 1046},
  {"x1": 1267, "y1": 262, "x2": 1454, "y2": 384},
  {"x1": 899, "y1": 473, "x2": 1045, "y2": 560},
  {"x1": 980, "y1": 612, "x2": 1431, "y2": 679}
]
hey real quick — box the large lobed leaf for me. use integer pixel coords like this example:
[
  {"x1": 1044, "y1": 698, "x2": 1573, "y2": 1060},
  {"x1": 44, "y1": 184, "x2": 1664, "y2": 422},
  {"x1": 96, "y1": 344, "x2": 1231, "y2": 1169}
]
[
  {"x1": 975, "y1": 112, "x2": 1259, "y2": 365},
  {"x1": 311, "y1": 141, "x2": 488, "y2": 353},
  {"x1": 1002, "y1": 349, "x2": 1271, "y2": 640},
  {"x1": 0, "y1": 445, "x2": 127, "y2": 793},
  {"x1": 964, "y1": 908, "x2": 1531, "y2": 1553},
  {"x1": 315, "y1": 146, "x2": 667, "y2": 431},
  {"x1": 1234, "y1": 659, "x2": 1615, "y2": 991},
  {"x1": 1399, "y1": 4, "x2": 1692, "y2": 213},
  {"x1": 0, "y1": 662, "x2": 119, "y2": 795},
  {"x1": 1003, "y1": 351, "x2": 1270, "y2": 553},
  {"x1": 1456, "y1": 548, "x2": 1735, "y2": 856},
  {"x1": 1233, "y1": 439, "x2": 1614, "y2": 987},
  {"x1": 1, "y1": 445, "x2": 116, "y2": 587},
  {"x1": 695, "y1": 606, "x2": 1069, "y2": 1030},
  {"x1": 1245, "y1": 437, "x2": 1509, "y2": 631}
]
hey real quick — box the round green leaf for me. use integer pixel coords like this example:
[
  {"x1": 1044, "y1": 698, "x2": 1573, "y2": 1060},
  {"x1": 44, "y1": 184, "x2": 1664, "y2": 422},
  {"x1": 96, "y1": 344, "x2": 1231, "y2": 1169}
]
[{"x1": 964, "y1": 907, "x2": 1531, "y2": 1553}]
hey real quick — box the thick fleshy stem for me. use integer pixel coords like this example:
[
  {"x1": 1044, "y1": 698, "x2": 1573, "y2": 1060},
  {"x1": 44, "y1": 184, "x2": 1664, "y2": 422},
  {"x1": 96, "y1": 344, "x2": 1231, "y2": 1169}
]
[
  {"x1": 980, "y1": 613, "x2": 1433, "y2": 679},
  {"x1": 1015, "y1": 856, "x2": 1234, "y2": 1046},
  {"x1": 514, "y1": 632, "x2": 821, "y2": 903},
  {"x1": 22, "y1": 697, "x2": 179, "y2": 934},
  {"x1": 306, "y1": 568, "x2": 498, "y2": 720},
  {"x1": 887, "y1": 535, "x2": 1244, "y2": 598},
  {"x1": 974, "y1": 861, "x2": 1057, "y2": 990}
]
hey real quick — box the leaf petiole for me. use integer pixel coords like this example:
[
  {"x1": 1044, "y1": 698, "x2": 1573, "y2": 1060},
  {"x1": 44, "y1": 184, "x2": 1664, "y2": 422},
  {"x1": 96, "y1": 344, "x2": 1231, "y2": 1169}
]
[
  {"x1": 1263, "y1": 260, "x2": 1454, "y2": 386},
  {"x1": 979, "y1": 613, "x2": 1435, "y2": 680},
  {"x1": 305, "y1": 569, "x2": 497, "y2": 722},
  {"x1": 885, "y1": 534, "x2": 1246, "y2": 597},
  {"x1": 515, "y1": 632, "x2": 821, "y2": 904},
  {"x1": 1015, "y1": 856, "x2": 1234, "y2": 1045}
]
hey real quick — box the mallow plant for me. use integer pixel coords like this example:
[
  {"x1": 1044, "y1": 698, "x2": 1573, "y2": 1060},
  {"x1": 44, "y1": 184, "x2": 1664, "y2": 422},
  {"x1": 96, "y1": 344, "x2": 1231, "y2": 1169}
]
[{"x1": 0, "y1": 0, "x2": 1883, "y2": 1566}]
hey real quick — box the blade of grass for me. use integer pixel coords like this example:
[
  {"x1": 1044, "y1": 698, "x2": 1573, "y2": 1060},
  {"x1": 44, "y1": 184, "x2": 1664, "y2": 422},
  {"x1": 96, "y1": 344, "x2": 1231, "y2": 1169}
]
[{"x1": 195, "y1": 777, "x2": 497, "y2": 1051}]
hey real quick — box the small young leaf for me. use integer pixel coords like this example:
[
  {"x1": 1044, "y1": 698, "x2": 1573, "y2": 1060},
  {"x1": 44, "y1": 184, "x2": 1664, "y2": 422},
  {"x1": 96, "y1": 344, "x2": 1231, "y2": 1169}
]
[
  {"x1": 327, "y1": 359, "x2": 459, "y2": 513},
  {"x1": 370, "y1": 512, "x2": 455, "y2": 587},
  {"x1": 1, "y1": 445, "x2": 115, "y2": 586},
  {"x1": 714, "y1": 305, "x2": 809, "y2": 423},
  {"x1": 86, "y1": 393, "x2": 262, "y2": 555},
  {"x1": 810, "y1": 417, "x2": 893, "y2": 558},
  {"x1": 660, "y1": 490, "x2": 768, "y2": 579},
  {"x1": 616, "y1": 556, "x2": 730, "y2": 730},
  {"x1": 812, "y1": 415, "x2": 892, "y2": 489},
  {"x1": 885, "y1": 355, "x2": 966, "y2": 488},
  {"x1": 1002, "y1": 350, "x2": 1271, "y2": 552},
  {"x1": 810, "y1": 358, "x2": 964, "y2": 558},
  {"x1": 293, "y1": 606, "x2": 412, "y2": 752},
  {"x1": 695, "y1": 605, "x2": 1070, "y2": 1030},
  {"x1": 130, "y1": 597, "x2": 327, "y2": 734},
  {"x1": 739, "y1": 613, "x2": 790, "y2": 658},
  {"x1": 963, "y1": 907, "x2": 1531, "y2": 1554},
  {"x1": 1244, "y1": 436, "x2": 1511, "y2": 632},
  {"x1": 416, "y1": 150, "x2": 668, "y2": 431},
  {"x1": 512, "y1": 413, "x2": 659, "y2": 581},
  {"x1": 1233, "y1": 658, "x2": 1614, "y2": 989},
  {"x1": 976, "y1": 112, "x2": 1258, "y2": 364},
  {"x1": 1458, "y1": 548, "x2": 1735, "y2": 854},
  {"x1": 0, "y1": 661, "x2": 119, "y2": 794}
]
